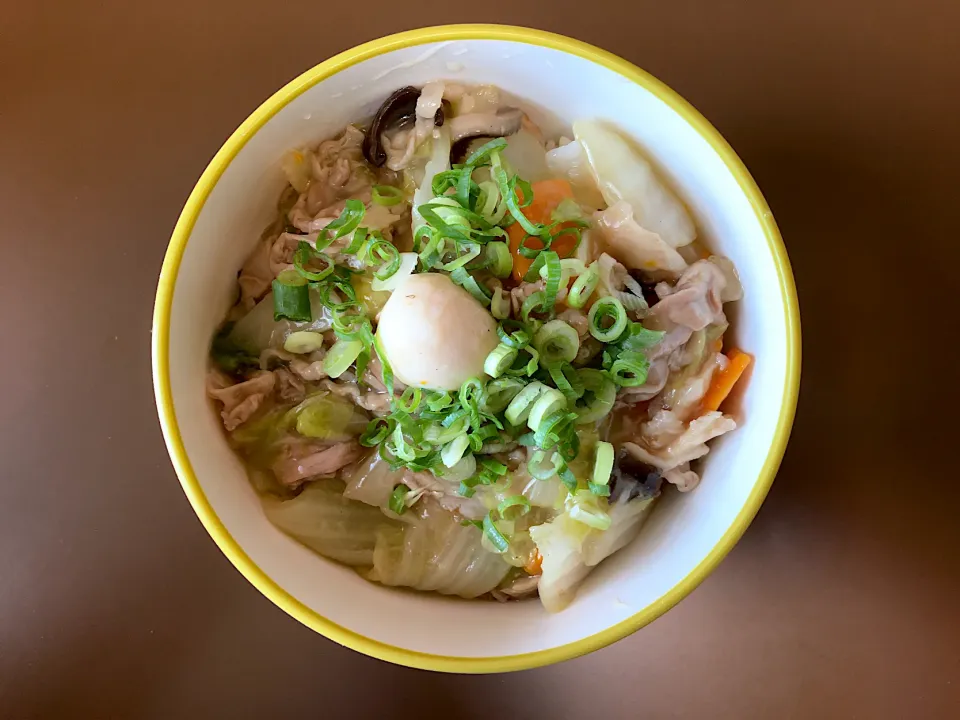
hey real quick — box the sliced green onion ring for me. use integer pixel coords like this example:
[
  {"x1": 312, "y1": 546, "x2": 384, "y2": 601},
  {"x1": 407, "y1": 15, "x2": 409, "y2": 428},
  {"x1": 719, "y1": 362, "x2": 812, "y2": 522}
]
[
  {"x1": 388, "y1": 485, "x2": 410, "y2": 514},
  {"x1": 497, "y1": 495, "x2": 532, "y2": 519},
  {"x1": 568, "y1": 265, "x2": 599, "y2": 308},
  {"x1": 533, "y1": 320, "x2": 580, "y2": 365},
  {"x1": 609, "y1": 351, "x2": 650, "y2": 387},
  {"x1": 504, "y1": 381, "x2": 547, "y2": 426},
  {"x1": 272, "y1": 273, "x2": 311, "y2": 322},
  {"x1": 485, "y1": 242, "x2": 513, "y2": 278},
  {"x1": 482, "y1": 513, "x2": 510, "y2": 553},
  {"x1": 497, "y1": 321, "x2": 531, "y2": 349},
  {"x1": 372, "y1": 185, "x2": 405, "y2": 206},
  {"x1": 588, "y1": 296, "x2": 628, "y2": 343},
  {"x1": 483, "y1": 343, "x2": 518, "y2": 379},
  {"x1": 316, "y1": 199, "x2": 365, "y2": 251},
  {"x1": 527, "y1": 388, "x2": 567, "y2": 432},
  {"x1": 322, "y1": 338, "x2": 364, "y2": 378},
  {"x1": 450, "y1": 267, "x2": 492, "y2": 306},
  {"x1": 491, "y1": 287, "x2": 511, "y2": 319},
  {"x1": 575, "y1": 369, "x2": 617, "y2": 423},
  {"x1": 480, "y1": 377, "x2": 525, "y2": 414},
  {"x1": 442, "y1": 434, "x2": 471, "y2": 469},
  {"x1": 593, "y1": 441, "x2": 615, "y2": 489}
]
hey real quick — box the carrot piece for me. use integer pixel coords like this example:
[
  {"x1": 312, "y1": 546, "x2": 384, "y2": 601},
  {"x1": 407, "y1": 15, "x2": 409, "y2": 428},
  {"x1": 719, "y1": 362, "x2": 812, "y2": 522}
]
[
  {"x1": 507, "y1": 180, "x2": 577, "y2": 282},
  {"x1": 701, "y1": 349, "x2": 752, "y2": 413},
  {"x1": 524, "y1": 549, "x2": 543, "y2": 576}
]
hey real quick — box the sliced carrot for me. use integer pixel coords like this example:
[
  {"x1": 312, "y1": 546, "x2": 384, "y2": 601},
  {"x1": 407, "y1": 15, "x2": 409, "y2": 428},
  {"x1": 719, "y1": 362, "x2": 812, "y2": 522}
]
[
  {"x1": 524, "y1": 549, "x2": 543, "y2": 576},
  {"x1": 507, "y1": 179, "x2": 577, "y2": 282},
  {"x1": 701, "y1": 349, "x2": 752, "y2": 414}
]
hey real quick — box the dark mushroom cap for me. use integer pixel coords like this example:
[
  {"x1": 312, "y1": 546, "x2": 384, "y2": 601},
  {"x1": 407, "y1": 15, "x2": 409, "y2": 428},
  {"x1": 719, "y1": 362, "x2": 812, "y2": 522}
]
[
  {"x1": 609, "y1": 447, "x2": 663, "y2": 503},
  {"x1": 363, "y1": 87, "x2": 447, "y2": 167}
]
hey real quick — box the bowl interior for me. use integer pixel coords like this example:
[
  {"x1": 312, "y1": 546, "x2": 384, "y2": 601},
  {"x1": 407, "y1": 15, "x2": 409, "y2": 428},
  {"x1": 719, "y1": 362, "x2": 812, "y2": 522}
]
[{"x1": 159, "y1": 34, "x2": 792, "y2": 664}]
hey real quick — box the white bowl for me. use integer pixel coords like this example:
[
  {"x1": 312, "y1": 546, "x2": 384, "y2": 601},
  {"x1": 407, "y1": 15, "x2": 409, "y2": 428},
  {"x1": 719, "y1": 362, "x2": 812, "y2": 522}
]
[{"x1": 153, "y1": 24, "x2": 800, "y2": 672}]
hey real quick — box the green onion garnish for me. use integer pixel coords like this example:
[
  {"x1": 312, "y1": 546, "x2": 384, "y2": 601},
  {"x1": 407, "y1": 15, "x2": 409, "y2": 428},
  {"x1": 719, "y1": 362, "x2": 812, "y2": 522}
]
[
  {"x1": 441, "y1": 434, "x2": 471, "y2": 468},
  {"x1": 592, "y1": 441, "x2": 614, "y2": 491},
  {"x1": 388, "y1": 484, "x2": 410, "y2": 514},
  {"x1": 479, "y1": 377, "x2": 525, "y2": 414},
  {"x1": 490, "y1": 287, "x2": 511, "y2": 319},
  {"x1": 272, "y1": 272, "x2": 311, "y2": 322},
  {"x1": 497, "y1": 321, "x2": 531, "y2": 349},
  {"x1": 484, "y1": 241, "x2": 513, "y2": 278},
  {"x1": 497, "y1": 495, "x2": 531, "y2": 519},
  {"x1": 609, "y1": 351, "x2": 650, "y2": 387},
  {"x1": 372, "y1": 185, "x2": 405, "y2": 206},
  {"x1": 316, "y1": 199, "x2": 365, "y2": 251},
  {"x1": 482, "y1": 513, "x2": 510, "y2": 553},
  {"x1": 293, "y1": 240, "x2": 335, "y2": 282},
  {"x1": 527, "y1": 388, "x2": 567, "y2": 432},
  {"x1": 574, "y1": 369, "x2": 617, "y2": 424},
  {"x1": 533, "y1": 320, "x2": 580, "y2": 365},
  {"x1": 483, "y1": 343, "x2": 518, "y2": 379},
  {"x1": 504, "y1": 381, "x2": 548, "y2": 426},
  {"x1": 322, "y1": 338, "x2": 364, "y2": 378},
  {"x1": 450, "y1": 267, "x2": 492, "y2": 307},
  {"x1": 528, "y1": 449, "x2": 563, "y2": 481},
  {"x1": 568, "y1": 265, "x2": 599, "y2": 308},
  {"x1": 588, "y1": 296, "x2": 628, "y2": 343}
]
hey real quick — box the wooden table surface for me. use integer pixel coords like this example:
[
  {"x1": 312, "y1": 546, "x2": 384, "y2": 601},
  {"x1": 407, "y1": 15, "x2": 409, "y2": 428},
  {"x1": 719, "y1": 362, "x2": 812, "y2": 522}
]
[{"x1": 2, "y1": 2, "x2": 958, "y2": 717}]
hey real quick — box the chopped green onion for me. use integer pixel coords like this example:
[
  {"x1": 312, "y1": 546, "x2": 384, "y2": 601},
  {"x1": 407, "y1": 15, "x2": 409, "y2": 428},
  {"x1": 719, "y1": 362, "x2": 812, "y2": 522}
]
[
  {"x1": 497, "y1": 495, "x2": 531, "y2": 519},
  {"x1": 574, "y1": 369, "x2": 617, "y2": 423},
  {"x1": 441, "y1": 434, "x2": 471, "y2": 468},
  {"x1": 322, "y1": 338, "x2": 363, "y2": 378},
  {"x1": 272, "y1": 273, "x2": 311, "y2": 322},
  {"x1": 505, "y1": 381, "x2": 548, "y2": 426},
  {"x1": 497, "y1": 321, "x2": 531, "y2": 349},
  {"x1": 588, "y1": 296, "x2": 628, "y2": 343},
  {"x1": 540, "y1": 251, "x2": 562, "y2": 310},
  {"x1": 491, "y1": 287, "x2": 511, "y2": 319},
  {"x1": 293, "y1": 241, "x2": 335, "y2": 282},
  {"x1": 361, "y1": 417, "x2": 394, "y2": 446},
  {"x1": 533, "y1": 320, "x2": 580, "y2": 365},
  {"x1": 609, "y1": 351, "x2": 650, "y2": 387},
  {"x1": 485, "y1": 242, "x2": 513, "y2": 278},
  {"x1": 528, "y1": 449, "x2": 563, "y2": 481},
  {"x1": 527, "y1": 388, "x2": 567, "y2": 432},
  {"x1": 372, "y1": 185, "x2": 405, "y2": 206},
  {"x1": 568, "y1": 503, "x2": 612, "y2": 530},
  {"x1": 388, "y1": 485, "x2": 410, "y2": 514},
  {"x1": 440, "y1": 243, "x2": 482, "y2": 272},
  {"x1": 548, "y1": 362, "x2": 585, "y2": 403},
  {"x1": 480, "y1": 377, "x2": 525, "y2": 414},
  {"x1": 568, "y1": 265, "x2": 599, "y2": 308},
  {"x1": 283, "y1": 331, "x2": 325, "y2": 354},
  {"x1": 450, "y1": 268, "x2": 492, "y2": 306},
  {"x1": 483, "y1": 343, "x2": 518, "y2": 379},
  {"x1": 505, "y1": 345, "x2": 540, "y2": 377},
  {"x1": 588, "y1": 482, "x2": 611, "y2": 497},
  {"x1": 482, "y1": 513, "x2": 510, "y2": 553},
  {"x1": 424, "y1": 416, "x2": 468, "y2": 444},
  {"x1": 397, "y1": 386, "x2": 422, "y2": 413},
  {"x1": 316, "y1": 199, "x2": 365, "y2": 251},
  {"x1": 520, "y1": 291, "x2": 547, "y2": 323},
  {"x1": 372, "y1": 251, "x2": 417, "y2": 292},
  {"x1": 619, "y1": 323, "x2": 666, "y2": 351},
  {"x1": 593, "y1": 441, "x2": 614, "y2": 490},
  {"x1": 465, "y1": 137, "x2": 509, "y2": 166},
  {"x1": 533, "y1": 410, "x2": 577, "y2": 450}
]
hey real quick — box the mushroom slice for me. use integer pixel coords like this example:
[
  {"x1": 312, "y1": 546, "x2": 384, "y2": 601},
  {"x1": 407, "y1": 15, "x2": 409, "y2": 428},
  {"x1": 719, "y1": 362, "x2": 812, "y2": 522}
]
[
  {"x1": 364, "y1": 86, "x2": 449, "y2": 167},
  {"x1": 448, "y1": 107, "x2": 524, "y2": 163}
]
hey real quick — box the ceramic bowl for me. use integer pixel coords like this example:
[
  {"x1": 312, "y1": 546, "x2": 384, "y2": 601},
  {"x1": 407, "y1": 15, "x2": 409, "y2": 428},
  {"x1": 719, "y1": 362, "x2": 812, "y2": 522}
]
[{"x1": 153, "y1": 24, "x2": 800, "y2": 672}]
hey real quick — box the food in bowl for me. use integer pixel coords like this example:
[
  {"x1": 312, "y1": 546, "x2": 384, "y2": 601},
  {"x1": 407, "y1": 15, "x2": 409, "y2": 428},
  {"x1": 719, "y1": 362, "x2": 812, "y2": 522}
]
[{"x1": 206, "y1": 81, "x2": 751, "y2": 612}]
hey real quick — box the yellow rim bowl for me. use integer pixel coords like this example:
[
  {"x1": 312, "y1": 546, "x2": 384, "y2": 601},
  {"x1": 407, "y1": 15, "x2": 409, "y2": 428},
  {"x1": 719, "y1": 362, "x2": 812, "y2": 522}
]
[{"x1": 153, "y1": 24, "x2": 801, "y2": 673}]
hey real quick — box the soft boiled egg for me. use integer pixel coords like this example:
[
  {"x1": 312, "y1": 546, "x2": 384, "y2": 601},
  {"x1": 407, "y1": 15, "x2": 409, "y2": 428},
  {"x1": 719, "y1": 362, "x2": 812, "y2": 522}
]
[{"x1": 377, "y1": 273, "x2": 498, "y2": 391}]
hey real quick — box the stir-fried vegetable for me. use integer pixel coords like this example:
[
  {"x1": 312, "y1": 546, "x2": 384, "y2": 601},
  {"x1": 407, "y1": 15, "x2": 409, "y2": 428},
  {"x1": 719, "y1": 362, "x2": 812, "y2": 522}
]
[{"x1": 700, "y1": 348, "x2": 752, "y2": 413}]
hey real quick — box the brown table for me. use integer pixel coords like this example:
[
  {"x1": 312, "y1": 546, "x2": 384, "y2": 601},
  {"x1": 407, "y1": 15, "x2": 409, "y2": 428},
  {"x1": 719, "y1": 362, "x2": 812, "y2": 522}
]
[{"x1": 2, "y1": 2, "x2": 958, "y2": 717}]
